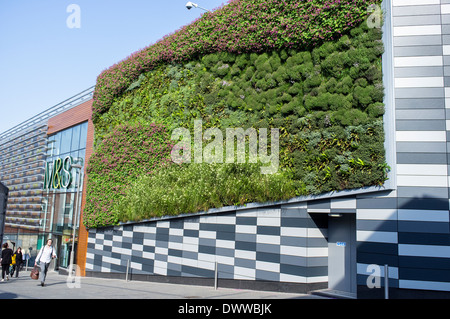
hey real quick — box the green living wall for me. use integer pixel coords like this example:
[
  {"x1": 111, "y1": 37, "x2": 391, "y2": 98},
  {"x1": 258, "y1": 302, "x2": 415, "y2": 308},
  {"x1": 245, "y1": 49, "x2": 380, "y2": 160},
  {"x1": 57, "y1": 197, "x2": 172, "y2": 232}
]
[{"x1": 85, "y1": 0, "x2": 386, "y2": 228}]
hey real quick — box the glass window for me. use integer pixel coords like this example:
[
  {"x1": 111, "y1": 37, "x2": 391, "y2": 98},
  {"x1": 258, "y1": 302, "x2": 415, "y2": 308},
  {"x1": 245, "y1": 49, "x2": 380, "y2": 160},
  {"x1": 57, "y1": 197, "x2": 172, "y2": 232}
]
[
  {"x1": 60, "y1": 127, "x2": 73, "y2": 155},
  {"x1": 71, "y1": 124, "x2": 81, "y2": 151},
  {"x1": 78, "y1": 122, "x2": 88, "y2": 150},
  {"x1": 53, "y1": 132, "x2": 61, "y2": 156},
  {"x1": 47, "y1": 135, "x2": 56, "y2": 157},
  {"x1": 77, "y1": 149, "x2": 85, "y2": 167},
  {"x1": 68, "y1": 151, "x2": 79, "y2": 191}
]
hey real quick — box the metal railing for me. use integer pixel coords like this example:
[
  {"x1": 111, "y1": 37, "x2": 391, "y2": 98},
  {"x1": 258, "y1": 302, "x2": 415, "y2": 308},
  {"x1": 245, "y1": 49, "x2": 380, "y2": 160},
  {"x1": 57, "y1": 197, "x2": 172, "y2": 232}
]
[{"x1": 0, "y1": 86, "x2": 95, "y2": 141}]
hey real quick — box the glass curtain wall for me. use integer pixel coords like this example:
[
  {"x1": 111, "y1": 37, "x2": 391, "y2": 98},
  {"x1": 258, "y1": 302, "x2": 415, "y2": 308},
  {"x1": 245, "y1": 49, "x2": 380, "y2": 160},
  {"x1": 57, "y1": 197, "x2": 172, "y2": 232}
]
[{"x1": 42, "y1": 121, "x2": 87, "y2": 269}]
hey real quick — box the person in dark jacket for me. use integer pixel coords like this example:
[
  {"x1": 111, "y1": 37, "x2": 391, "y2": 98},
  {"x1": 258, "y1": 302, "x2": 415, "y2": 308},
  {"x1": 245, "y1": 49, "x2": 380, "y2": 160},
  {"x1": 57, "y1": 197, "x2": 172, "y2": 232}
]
[
  {"x1": 10, "y1": 247, "x2": 23, "y2": 278},
  {"x1": 1, "y1": 243, "x2": 14, "y2": 282}
]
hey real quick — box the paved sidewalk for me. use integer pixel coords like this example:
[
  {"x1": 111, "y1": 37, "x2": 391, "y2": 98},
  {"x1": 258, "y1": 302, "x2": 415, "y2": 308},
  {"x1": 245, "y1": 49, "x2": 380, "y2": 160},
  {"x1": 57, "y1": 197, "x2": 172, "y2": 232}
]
[{"x1": 0, "y1": 271, "x2": 327, "y2": 299}]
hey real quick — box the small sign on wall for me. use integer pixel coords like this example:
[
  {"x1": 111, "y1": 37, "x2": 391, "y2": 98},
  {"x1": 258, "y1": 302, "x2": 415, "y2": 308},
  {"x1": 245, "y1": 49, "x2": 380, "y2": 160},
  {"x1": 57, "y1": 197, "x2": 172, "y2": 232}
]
[{"x1": 336, "y1": 242, "x2": 346, "y2": 247}]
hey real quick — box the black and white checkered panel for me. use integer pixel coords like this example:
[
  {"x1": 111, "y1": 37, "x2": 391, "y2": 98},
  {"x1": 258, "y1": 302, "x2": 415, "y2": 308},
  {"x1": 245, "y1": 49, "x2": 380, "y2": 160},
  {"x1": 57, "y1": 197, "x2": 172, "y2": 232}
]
[{"x1": 86, "y1": 204, "x2": 329, "y2": 285}]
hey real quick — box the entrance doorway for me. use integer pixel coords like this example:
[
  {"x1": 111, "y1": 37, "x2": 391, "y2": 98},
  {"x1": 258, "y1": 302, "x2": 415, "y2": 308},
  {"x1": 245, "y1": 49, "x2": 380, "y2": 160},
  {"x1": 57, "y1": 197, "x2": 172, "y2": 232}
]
[{"x1": 327, "y1": 213, "x2": 356, "y2": 295}]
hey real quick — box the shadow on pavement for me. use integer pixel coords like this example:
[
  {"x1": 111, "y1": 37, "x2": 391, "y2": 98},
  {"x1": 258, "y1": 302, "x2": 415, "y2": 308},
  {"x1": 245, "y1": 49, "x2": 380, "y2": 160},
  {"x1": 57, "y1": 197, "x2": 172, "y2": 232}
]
[{"x1": 0, "y1": 292, "x2": 18, "y2": 299}]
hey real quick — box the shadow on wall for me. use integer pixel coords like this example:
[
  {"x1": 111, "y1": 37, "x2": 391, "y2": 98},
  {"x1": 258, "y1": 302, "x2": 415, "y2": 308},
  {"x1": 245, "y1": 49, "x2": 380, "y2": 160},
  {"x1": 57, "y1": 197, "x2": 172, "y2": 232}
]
[{"x1": 357, "y1": 195, "x2": 450, "y2": 299}]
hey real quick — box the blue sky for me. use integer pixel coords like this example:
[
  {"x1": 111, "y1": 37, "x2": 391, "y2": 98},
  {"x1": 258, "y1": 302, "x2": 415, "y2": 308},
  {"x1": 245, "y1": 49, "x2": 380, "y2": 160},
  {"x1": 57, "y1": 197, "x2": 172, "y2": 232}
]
[{"x1": 0, "y1": 0, "x2": 226, "y2": 134}]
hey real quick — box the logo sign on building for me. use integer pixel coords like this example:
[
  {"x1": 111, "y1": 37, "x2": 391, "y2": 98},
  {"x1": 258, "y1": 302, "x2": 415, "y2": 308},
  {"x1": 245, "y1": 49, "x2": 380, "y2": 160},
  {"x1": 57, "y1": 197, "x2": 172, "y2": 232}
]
[{"x1": 43, "y1": 156, "x2": 74, "y2": 190}]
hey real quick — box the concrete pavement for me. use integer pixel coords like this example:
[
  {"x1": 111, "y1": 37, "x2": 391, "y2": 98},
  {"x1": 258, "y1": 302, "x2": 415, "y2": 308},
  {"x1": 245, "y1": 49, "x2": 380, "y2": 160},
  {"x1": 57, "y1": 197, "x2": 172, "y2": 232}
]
[{"x1": 0, "y1": 270, "x2": 327, "y2": 299}]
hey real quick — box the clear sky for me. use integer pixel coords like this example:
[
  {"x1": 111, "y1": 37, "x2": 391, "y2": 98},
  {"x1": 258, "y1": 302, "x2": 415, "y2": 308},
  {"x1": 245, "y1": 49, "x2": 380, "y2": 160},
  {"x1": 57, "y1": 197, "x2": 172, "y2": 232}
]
[{"x1": 0, "y1": 0, "x2": 226, "y2": 134}]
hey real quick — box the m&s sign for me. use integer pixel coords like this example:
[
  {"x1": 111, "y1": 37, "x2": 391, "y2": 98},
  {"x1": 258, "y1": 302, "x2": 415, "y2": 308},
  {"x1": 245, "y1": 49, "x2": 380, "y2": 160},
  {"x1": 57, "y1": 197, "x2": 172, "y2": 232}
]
[{"x1": 43, "y1": 156, "x2": 74, "y2": 190}]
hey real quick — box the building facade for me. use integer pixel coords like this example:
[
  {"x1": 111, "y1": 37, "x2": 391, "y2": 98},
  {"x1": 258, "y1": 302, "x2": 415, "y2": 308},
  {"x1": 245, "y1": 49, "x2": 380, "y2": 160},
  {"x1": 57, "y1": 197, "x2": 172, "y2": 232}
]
[
  {"x1": 0, "y1": 87, "x2": 94, "y2": 274},
  {"x1": 2, "y1": 0, "x2": 450, "y2": 299},
  {"x1": 84, "y1": 0, "x2": 450, "y2": 298},
  {"x1": 0, "y1": 182, "x2": 8, "y2": 246}
]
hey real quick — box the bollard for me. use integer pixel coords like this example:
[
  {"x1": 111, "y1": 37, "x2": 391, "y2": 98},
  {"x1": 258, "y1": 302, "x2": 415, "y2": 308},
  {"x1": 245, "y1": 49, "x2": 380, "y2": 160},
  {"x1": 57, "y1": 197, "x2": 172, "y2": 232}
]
[
  {"x1": 384, "y1": 264, "x2": 389, "y2": 299},
  {"x1": 214, "y1": 262, "x2": 218, "y2": 290},
  {"x1": 126, "y1": 259, "x2": 130, "y2": 282}
]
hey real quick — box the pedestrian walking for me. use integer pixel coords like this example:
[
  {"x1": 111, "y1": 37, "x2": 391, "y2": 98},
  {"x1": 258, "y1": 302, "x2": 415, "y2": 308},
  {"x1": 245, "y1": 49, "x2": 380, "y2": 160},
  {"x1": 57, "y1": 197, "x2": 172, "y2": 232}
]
[
  {"x1": 10, "y1": 247, "x2": 23, "y2": 278},
  {"x1": 35, "y1": 239, "x2": 57, "y2": 287},
  {"x1": 1, "y1": 243, "x2": 14, "y2": 282}
]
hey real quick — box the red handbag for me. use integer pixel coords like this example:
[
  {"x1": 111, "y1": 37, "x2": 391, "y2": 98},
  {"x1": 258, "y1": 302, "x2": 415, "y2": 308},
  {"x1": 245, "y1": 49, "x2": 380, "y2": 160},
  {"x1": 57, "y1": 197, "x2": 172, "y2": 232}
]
[{"x1": 30, "y1": 266, "x2": 39, "y2": 280}]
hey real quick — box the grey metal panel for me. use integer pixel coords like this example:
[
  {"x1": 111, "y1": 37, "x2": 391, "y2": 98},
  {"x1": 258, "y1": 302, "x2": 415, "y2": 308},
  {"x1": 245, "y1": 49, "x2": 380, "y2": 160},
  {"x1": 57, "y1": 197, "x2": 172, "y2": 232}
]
[
  {"x1": 398, "y1": 197, "x2": 449, "y2": 210},
  {"x1": 280, "y1": 254, "x2": 308, "y2": 267},
  {"x1": 256, "y1": 242, "x2": 280, "y2": 254},
  {"x1": 396, "y1": 120, "x2": 446, "y2": 131},
  {"x1": 399, "y1": 233, "x2": 450, "y2": 246},
  {"x1": 357, "y1": 219, "x2": 398, "y2": 232},
  {"x1": 398, "y1": 221, "x2": 450, "y2": 234},
  {"x1": 357, "y1": 241, "x2": 398, "y2": 255},
  {"x1": 392, "y1": 5, "x2": 441, "y2": 17},
  {"x1": 256, "y1": 251, "x2": 280, "y2": 263},
  {"x1": 397, "y1": 186, "x2": 449, "y2": 199},
  {"x1": 217, "y1": 247, "x2": 235, "y2": 257},
  {"x1": 182, "y1": 265, "x2": 215, "y2": 278},
  {"x1": 280, "y1": 208, "x2": 308, "y2": 218},
  {"x1": 280, "y1": 264, "x2": 327, "y2": 277},
  {"x1": 394, "y1": 45, "x2": 443, "y2": 57},
  {"x1": 443, "y1": 15, "x2": 450, "y2": 25},
  {"x1": 280, "y1": 236, "x2": 307, "y2": 247},
  {"x1": 255, "y1": 269, "x2": 280, "y2": 281},
  {"x1": 307, "y1": 199, "x2": 330, "y2": 210},
  {"x1": 399, "y1": 256, "x2": 450, "y2": 275},
  {"x1": 397, "y1": 152, "x2": 447, "y2": 164},
  {"x1": 234, "y1": 257, "x2": 256, "y2": 269},
  {"x1": 396, "y1": 109, "x2": 445, "y2": 120},
  {"x1": 395, "y1": 66, "x2": 443, "y2": 77},
  {"x1": 400, "y1": 267, "x2": 450, "y2": 283},
  {"x1": 444, "y1": 66, "x2": 450, "y2": 76},
  {"x1": 441, "y1": 14, "x2": 450, "y2": 24},
  {"x1": 442, "y1": 35, "x2": 450, "y2": 45},
  {"x1": 408, "y1": 142, "x2": 447, "y2": 153},
  {"x1": 396, "y1": 141, "x2": 447, "y2": 153},
  {"x1": 393, "y1": 14, "x2": 441, "y2": 26},
  {"x1": 307, "y1": 256, "x2": 328, "y2": 267},
  {"x1": 393, "y1": 35, "x2": 442, "y2": 47},
  {"x1": 444, "y1": 56, "x2": 450, "y2": 66},
  {"x1": 395, "y1": 88, "x2": 444, "y2": 99},
  {"x1": 235, "y1": 233, "x2": 256, "y2": 243},
  {"x1": 329, "y1": 208, "x2": 357, "y2": 214},
  {"x1": 395, "y1": 98, "x2": 444, "y2": 109},
  {"x1": 442, "y1": 25, "x2": 450, "y2": 35},
  {"x1": 356, "y1": 197, "x2": 397, "y2": 209},
  {"x1": 308, "y1": 237, "x2": 329, "y2": 248},
  {"x1": 357, "y1": 251, "x2": 399, "y2": 267}
]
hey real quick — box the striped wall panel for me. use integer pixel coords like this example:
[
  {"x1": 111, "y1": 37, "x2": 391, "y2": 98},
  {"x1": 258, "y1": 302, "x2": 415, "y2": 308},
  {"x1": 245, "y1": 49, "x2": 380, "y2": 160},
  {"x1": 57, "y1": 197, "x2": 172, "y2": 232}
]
[
  {"x1": 392, "y1": 0, "x2": 450, "y2": 292},
  {"x1": 86, "y1": 205, "x2": 329, "y2": 291},
  {"x1": 0, "y1": 124, "x2": 48, "y2": 230},
  {"x1": 85, "y1": 190, "x2": 406, "y2": 294},
  {"x1": 355, "y1": 191, "x2": 399, "y2": 289}
]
